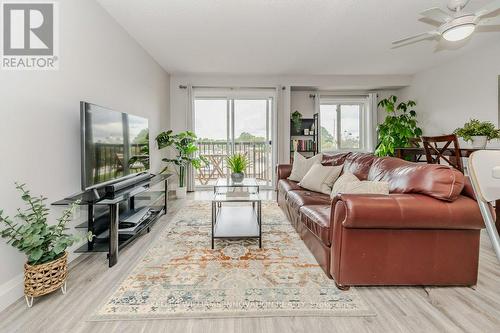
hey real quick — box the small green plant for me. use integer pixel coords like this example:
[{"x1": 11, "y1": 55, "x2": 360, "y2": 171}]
[
  {"x1": 291, "y1": 111, "x2": 303, "y2": 132},
  {"x1": 375, "y1": 95, "x2": 423, "y2": 157},
  {"x1": 155, "y1": 130, "x2": 206, "y2": 188},
  {"x1": 0, "y1": 183, "x2": 92, "y2": 265},
  {"x1": 227, "y1": 154, "x2": 249, "y2": 174},
  {"x1": 453, "y1": 119, "x2": 500, "y2": 142}
]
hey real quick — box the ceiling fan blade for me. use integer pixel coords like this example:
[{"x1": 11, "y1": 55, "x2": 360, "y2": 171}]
[
  {"x1": 475, "y1": 0, "x2": 500, "y2": 17},
  {"x1": 478, "y1": 16, "x2": 500, "y2": 25},
  {"x1": 420, "y1": 7, "x2": 453, "y2": 23},
  {"x1": 392, "y1": 31, "x2": 439, "y2": 45}
]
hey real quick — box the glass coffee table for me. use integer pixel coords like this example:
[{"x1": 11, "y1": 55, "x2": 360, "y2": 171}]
[
  {"x1": 213, "y1": 177, "x2": 260, "y2": 194},
  {"x1": 211, "y1": 192, "x2": 262, "y2": 249}
]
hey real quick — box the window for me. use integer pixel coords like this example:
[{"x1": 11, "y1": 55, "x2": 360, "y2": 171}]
[{"x1": 319, "y1": 100, "x2": 366, "y2": 152}]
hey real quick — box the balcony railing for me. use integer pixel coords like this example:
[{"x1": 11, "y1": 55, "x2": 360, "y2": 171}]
[{"x1": 196, "y1": 141, "x2": 271, "y2": 186}]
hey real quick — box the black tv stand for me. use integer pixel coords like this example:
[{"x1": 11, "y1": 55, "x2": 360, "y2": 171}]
[{"x1": 53, "y1": 173, "x2": 173, "y2": 267}]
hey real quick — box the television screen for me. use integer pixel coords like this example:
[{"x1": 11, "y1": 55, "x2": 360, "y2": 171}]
[{"x1": 81, "y1": 102, "x2": 149, "y2": 190}]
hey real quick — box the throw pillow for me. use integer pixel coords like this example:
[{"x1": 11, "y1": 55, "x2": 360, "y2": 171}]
[
  {"x1": 330, "y1": 173, "x2": 360, "y2": 198},
  {"x1": 341, "y1": 181, "x2": 390, "y2": 195},
  {"x1": 299, "y1": 164, "x2": 343, "y2": 194},
  {"x1": 288, "y1": 152, "x2": 322, "y2": 182}
]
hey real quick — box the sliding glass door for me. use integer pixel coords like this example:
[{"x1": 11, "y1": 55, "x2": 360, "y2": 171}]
[
  {"x1": 194, "y1": 99, "x2": 229, "y2": 186},
  {"x1": 194, "y1": 96, "x2": 274, "y2": 188}
]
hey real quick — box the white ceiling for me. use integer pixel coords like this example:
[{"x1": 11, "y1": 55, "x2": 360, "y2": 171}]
[{"x1": 97, "y1": 0, "x2": 499, "y2": 75}]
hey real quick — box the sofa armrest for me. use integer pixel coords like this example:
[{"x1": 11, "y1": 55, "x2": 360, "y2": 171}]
[
  {"x1": 332, "y1": 193, "x2": 484, "y2": 230},
  {"x1": 462, "y1": 176, "x2": 477, "y2": 200},
  {"x1": 277, "y1": 164, "x2": 292, "y2": 180}
]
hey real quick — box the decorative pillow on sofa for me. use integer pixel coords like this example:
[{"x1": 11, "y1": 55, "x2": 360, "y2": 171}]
[
  {"x1": 288, "y1": 152, "x2": 322, "y2": 182},
  {"x1": 299, "y1": 164, "x2": 343, "y2": 194},
  {"x1": 341, "y1": 181, "x2": 390, "y2": 195},
  {"x1": 331, "y1": 172, "x2": 389, "y2": 198},
  {"x1": 330, "y1": 173, "x2": 359, "y2": 198}
]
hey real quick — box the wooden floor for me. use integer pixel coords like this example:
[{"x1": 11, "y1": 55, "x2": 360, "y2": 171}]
[{"x1": 1, "y1": 191, "x2": 499, "y2": 333}]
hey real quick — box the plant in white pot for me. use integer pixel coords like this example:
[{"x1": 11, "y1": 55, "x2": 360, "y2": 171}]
[
  {"x1": 156, "y1": 130, "x2": 205, "y2": 198},
  {"x1": 454, "y1": 119, "x2": 500, "y2": 149},
  {"x1": 0, "y1": 183, "x2": 92, "y2": 307},
  {"x1": 227, "y1": 153, "x2": 249, "y2": 183}
]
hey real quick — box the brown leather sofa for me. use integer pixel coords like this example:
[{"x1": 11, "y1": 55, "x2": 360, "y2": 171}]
[{"x1": 277, "y1": 152, "x2": 484, "y2": 289}]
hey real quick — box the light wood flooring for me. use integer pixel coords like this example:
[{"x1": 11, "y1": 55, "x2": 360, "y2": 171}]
[{"x1": 0, "y1": 190, "x2": 499, "y2": 333}]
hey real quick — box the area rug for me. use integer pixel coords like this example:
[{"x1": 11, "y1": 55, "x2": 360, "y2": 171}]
[{"x1": 91, "y1": 201, "x2": 374, "y2": 320}]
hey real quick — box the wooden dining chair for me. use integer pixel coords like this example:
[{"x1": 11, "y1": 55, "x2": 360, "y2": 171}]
[
  {"x1": 395, "y1": 138, "x2": 423, "y2": 161},
  {"x1": 421, "y1": 134, "x2": 464, "y2": 173}
]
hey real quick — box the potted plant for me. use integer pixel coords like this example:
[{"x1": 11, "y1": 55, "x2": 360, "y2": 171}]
[
  {"x1": 454, "y1": 119, "x2": 500, "y2": 149},
  {"x1": 291, "y1": 111, "x2": 303, "y2": 134},
  {"x1": 0, "y1": 183, "x2": 92, "y2": 307},
  {"x1": 156, "y1": 130, "x2": 205, "y2": 198},
  {"x1": 227, "y1": 153, "x2": 249, "y2": 183},
  {"x1": 375, "y1": 95, "x2": 423, "y2": 157}
]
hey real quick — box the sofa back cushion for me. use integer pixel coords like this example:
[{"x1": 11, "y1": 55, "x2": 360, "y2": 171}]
[
  {"x1": 367, "y1": 157, "x2": 465, "y2": 202},
  {"x1": 321, "y1": 152, "x2": 351, "y2": 166},
  {"x1": 342, "y1": 153, "x2": 377, "y2": 180}
]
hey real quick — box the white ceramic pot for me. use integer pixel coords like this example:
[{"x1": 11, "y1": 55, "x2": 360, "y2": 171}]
[
  {"x1": 176, "y1": 187, "x2": 187, "y2": 199},
  {"x1": 471, "y1": 136, "x2": 488, "y2": 149}
]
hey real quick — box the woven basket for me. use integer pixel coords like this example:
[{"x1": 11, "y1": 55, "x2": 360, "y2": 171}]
[{"x1": 24, "y1": 252, "x2": 68, "y2": 298}]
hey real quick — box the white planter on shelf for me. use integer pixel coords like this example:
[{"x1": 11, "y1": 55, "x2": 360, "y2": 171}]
[
  {"x1": 471, "y1": 136, "x2": 488, "y2": 149},
  {"x1": 176, "y1": 187, "x2": 187, "y2": 199}
]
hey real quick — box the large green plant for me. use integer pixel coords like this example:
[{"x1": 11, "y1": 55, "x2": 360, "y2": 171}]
[
  {"x1": 0, "y1": 184, "x2": 91, "y2": 265},
  {"x1": 155, "y1": 130, "x2": 206, "y2": 188},
  {"x1": 454, "y1": 119, "x2": 500, "y2": 142},
  {"x1": 375, "y1": 95, "x2": 422, "y2": 157},
  {"x1": 226, "y1": 153, "x2": 249, "y2": 174}
]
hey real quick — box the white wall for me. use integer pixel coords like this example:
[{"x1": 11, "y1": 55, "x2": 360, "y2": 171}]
[
  {"x1": 400, "y1": 41, "x2": 500, "y2": 146},
  {"x1": 0, "y1": 0, "x2": 170, "y2": 311},
  {"x1": 170, "y1": 74, "x2": 412, "y2": 166},
  {"x1": 291, "y1": 91, "x2": 315, "y2": 118}
]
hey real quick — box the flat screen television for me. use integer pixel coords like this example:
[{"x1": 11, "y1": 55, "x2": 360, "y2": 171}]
[{"x1": 80, "y1": 102, "x2": 150, "y2": 190}]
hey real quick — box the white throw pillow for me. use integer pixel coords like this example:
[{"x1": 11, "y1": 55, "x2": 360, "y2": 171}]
[
  {"x1": 341, "y1": 181, "x2": 390, "y2": 195},
  {"x1": 330, "y1": 173, "x2": 389, "y2": 198},
  {"x1": 331, "y1": 173, "x2": 360, "y2": 198},
  {"x1": 299, "y1": 164, "x2": 343, "y2": 194},
  {"x1": 288, "y1": 152, "x2": 322, "y2": 182}
]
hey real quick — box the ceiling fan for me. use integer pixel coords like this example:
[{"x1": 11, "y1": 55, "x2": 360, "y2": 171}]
[{"x1": 393, "y1": 0, "x2": 500, "y2": 45}]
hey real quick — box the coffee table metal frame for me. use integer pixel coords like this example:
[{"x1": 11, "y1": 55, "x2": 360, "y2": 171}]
[{"x1": 211, "y1": 193, "x2": 262, "y2": 249}]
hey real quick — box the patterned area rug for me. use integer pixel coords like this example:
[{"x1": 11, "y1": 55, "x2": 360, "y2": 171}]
[{"x1": 91, "y1": 201, "x2": 374, "y2": 320}]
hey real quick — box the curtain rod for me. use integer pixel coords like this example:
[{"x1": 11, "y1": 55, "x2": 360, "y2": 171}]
[
  {"x1": 309, "y1": 92, "x2": 377, "y2": 99},
  {"x1": 179, "y1": 85, "x2": 285, "y2": 90}
]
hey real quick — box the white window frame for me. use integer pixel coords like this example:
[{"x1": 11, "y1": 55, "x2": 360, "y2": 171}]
[{"x1": 319, "y1": 97, "x2": 370, "y2": 153}]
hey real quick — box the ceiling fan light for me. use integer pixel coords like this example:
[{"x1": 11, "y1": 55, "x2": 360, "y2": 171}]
[{"x1": 442, "y1": 23, "x2": 476, "y2": 41}]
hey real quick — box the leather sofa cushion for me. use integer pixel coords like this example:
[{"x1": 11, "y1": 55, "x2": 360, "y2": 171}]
[
  {"x1": 322, "y1": 153, "x2": 351, "y2": 166},
  {"x1": 286, "y1": 190, "x2": 331, "y2": 213},
  {"x1": 368, "y1": 157, "x2": 465, "y2": 202},
  {"x1": 300, "y1": 205, "x2": 332, "y2": 246},
  {"x1": 278, "y1": 179, "x2": 302, "y2": 193},
  {"x1": 342, "y1": 153, "x2": 377, "y2": 180}
]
